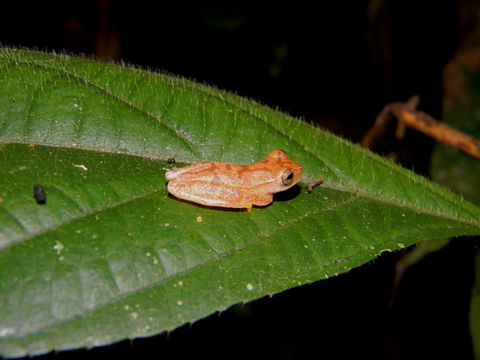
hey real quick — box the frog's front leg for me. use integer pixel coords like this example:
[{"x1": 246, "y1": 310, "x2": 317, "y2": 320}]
[
  {"x1": 243, "y1": 193, "x2": 273, "y2": 212},
  {"x1": 249, "y1": 193, "x2": 273, "y2": 207}
]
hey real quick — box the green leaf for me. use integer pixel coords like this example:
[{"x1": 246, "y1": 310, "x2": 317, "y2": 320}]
[{"x1": 1, "y1": 48, "x2": 480, "y2": 357}]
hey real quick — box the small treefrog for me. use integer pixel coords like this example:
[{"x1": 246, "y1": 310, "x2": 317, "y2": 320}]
[{"x1": 165, "y1": 150, "x2": 302, "y2": 211}]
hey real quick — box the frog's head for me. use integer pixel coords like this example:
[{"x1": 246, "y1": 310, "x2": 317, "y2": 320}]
[{"x1": 262, "y1": 150, "x2": 302, "y2": 193}]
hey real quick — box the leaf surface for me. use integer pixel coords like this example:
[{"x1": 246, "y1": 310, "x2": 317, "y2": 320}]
[{"x1": 1, "y1": 48, "x2": 480, "y2": 357}]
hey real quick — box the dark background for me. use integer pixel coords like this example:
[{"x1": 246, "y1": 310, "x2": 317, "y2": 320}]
[{"x1": 1, "y1": 1, "x2": 478, "y2": 358}]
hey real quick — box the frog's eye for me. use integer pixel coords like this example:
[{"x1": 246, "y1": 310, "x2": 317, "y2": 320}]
[{"x1": 281, "y1": 169, "x2": 294, "y2": 186}]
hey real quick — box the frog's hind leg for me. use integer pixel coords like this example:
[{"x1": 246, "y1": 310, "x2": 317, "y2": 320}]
[{"x1": 168, "y1": 180, "x2": 249, "y2": 209}]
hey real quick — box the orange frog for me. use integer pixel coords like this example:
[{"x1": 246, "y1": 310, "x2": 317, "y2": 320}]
[{"x1": 165, "y1": 150, "x2": 302, "y2": 211}]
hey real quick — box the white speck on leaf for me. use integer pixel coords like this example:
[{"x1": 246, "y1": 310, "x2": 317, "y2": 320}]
[
  {"x1": 74, "y1": 164, "x2": 88, "y2": 171},
  {"x1": 53, "y1": 241, "x2": 64, "y2": 255},
  {"x1": 0, "y1": 328, "x2": 15, "y2": 337},
  {"x1": 246, "y1": 283, "x2": 254, "y2": 291}
]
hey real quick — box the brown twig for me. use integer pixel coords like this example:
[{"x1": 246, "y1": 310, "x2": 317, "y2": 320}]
[
  {"x1": 306, "y1": 177, "x2": 324, "y2": 193},
  {"x1": 361, "y1": 95, "x2": 480, "y2": 159}
]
